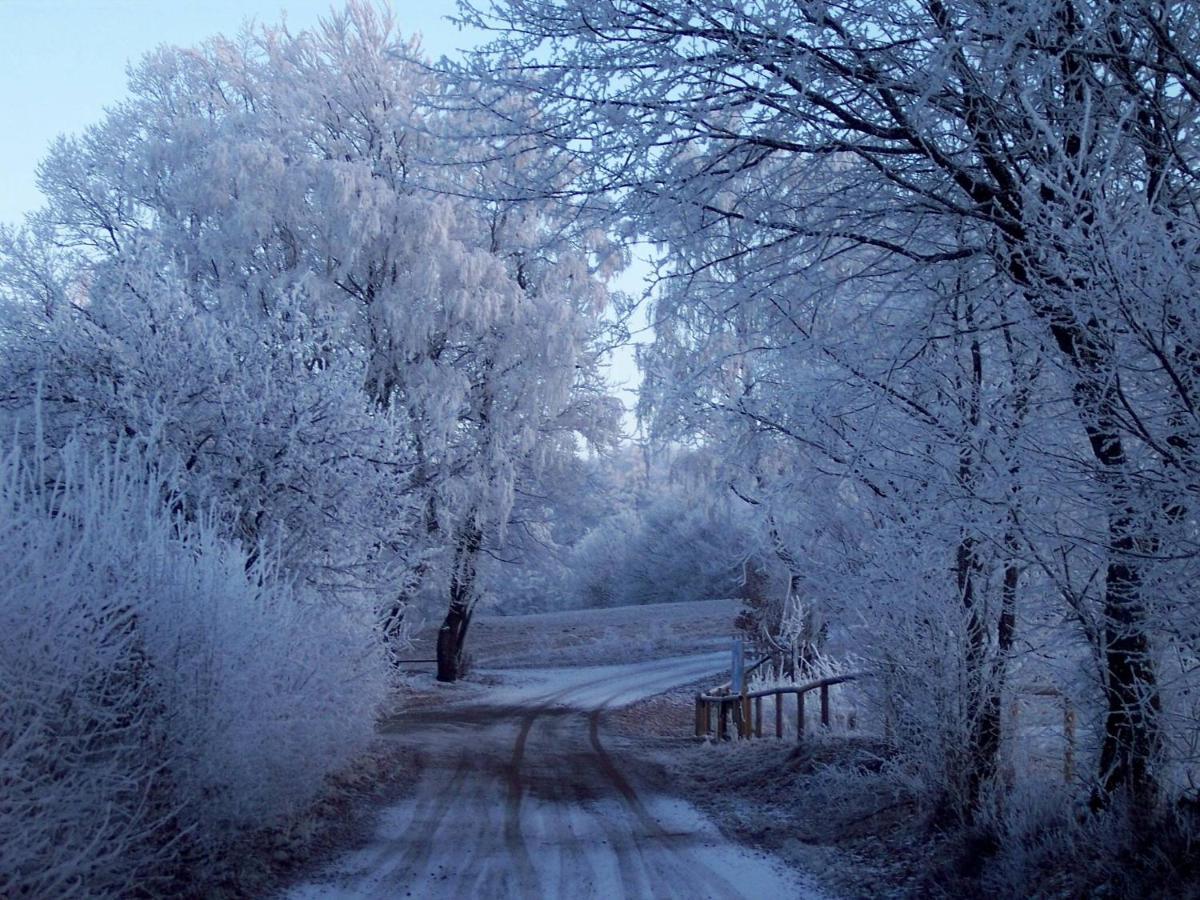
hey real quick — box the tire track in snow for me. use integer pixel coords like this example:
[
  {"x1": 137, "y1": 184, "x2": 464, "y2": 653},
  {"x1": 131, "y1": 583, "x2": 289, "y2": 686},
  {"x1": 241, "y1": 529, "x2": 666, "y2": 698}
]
[
  {"x1": 500, "y1": 684, "x2": 581, "y2": 896},
  {"x1": 284, "y1": 653, "x2": 822, "y2": 900},
  {"x1": 582, "y1": 685, "x2": 741, "y2": 900}
]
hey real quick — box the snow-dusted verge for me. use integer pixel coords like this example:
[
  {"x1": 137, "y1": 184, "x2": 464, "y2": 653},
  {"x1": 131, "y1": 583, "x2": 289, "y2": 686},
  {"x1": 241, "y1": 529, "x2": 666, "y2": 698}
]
[
  {"x1": 461, "y1": 597, "x2": 741, "y2": 669},
  {"x1": 0, "y1": 439, "x2": 390, "y2": 897},
  {"x1": 614, "y1": 684, "x2": 1200, "y2": 899}
]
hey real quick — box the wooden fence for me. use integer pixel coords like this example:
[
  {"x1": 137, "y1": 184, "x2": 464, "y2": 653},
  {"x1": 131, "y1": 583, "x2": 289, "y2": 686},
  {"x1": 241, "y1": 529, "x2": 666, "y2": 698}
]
[
  {"x1": 695, "y1": 666, "x2": 1079, "y2": 788},
  {"x1": 695, "y1": 668, "x2": 862, "y2": 741}
]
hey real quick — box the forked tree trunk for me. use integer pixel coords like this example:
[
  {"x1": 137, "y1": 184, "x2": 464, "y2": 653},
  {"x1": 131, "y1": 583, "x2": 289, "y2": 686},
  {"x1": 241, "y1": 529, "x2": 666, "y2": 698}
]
[
  {"x1": 954, "y1": 320, "x2": 1008, "y2": 818},
  {"x1": 1000, "y1": 264, "x2": 1164, "y2": 807},
  {"x1": 1049, "y1": 322, "x2": 1162, "y2": 808}
]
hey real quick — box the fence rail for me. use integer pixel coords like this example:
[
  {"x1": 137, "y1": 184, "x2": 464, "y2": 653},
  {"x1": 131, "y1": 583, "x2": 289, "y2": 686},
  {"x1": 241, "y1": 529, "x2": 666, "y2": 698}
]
[
  {"x1": 694, "y1": 665, "x2": 1078, "y2": 787},
  {"x1": 695, "y1": 668, "x2": 863, "y2": 741}
]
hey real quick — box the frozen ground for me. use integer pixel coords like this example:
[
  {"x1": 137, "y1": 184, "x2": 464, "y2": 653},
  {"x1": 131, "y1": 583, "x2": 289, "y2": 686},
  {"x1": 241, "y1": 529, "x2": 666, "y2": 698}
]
[
  {"x1": 283, "y1": 636, "x2": 826, "y2": 899},
  {"x1": 409, "y1": 597, "x2": 744, "y2": 670}
]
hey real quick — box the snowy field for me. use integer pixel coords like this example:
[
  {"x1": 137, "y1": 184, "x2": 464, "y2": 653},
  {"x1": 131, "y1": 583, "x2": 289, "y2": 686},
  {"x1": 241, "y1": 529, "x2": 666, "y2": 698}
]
[{"x1": 410, "y1": 598, "x2": 743, "y2": 670}]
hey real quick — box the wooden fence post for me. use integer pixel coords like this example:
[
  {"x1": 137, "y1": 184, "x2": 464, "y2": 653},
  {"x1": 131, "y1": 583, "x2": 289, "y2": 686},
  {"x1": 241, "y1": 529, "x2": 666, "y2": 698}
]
[
  {"x1": 694, "y1": 674, "x2": 863, "y2": 748},
  {"x1": 1004, "y1": 697, "x2": 1020, "y2": 790},
  {"x1": 1063, "y1": 698, "x2": 1076, "y2": 784}
]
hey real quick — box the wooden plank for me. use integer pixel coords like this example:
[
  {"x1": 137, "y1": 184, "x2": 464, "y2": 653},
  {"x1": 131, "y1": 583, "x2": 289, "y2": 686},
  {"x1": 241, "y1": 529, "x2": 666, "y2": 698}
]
[
  {"x1": 698, "y1": 671, "x2": 864, "y2": 703},
  {"x1": 692, "y1": 672, "x2": 873, "y2": 746}
]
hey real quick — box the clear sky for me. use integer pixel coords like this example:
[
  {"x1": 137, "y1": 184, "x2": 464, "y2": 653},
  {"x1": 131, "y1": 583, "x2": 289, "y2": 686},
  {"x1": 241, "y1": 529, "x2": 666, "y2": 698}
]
[
  {"x1": 0, "y1": 0, "x2": 646, "y2": 430},
  {"x1": 0, "y1": 0, "x2": 476, "y2": 224}
]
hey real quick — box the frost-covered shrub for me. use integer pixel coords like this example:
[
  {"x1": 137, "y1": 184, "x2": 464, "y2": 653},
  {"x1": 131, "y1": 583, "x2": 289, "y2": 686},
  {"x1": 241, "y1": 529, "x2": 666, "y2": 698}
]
[
  {"x1": 0, "y1": 439, "x2": 390, "y2": 897},
  {"x1": 568, "y1": 512, "x2": 637, "y2": 608},
  {"x1": 567, "y1": 492, "x2": 747, "y2": 609},
  {"x1": 0, "y1": 259, "x2": 416, "y2": 606},
  {"x1": 623, "y1": 496, "x2": 748, "y2": 605}
]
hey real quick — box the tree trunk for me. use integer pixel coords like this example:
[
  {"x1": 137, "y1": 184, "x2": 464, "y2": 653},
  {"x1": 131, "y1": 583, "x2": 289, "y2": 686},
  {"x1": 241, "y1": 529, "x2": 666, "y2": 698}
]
[
  {"x1": 1095, "y1": 512, "x2": 1162, "y2": 809},
  {"x1": 955, "y1": 319, "x2": 1005, "y2": 818},
  {"x1": 436, "y1": 521, "x2": 483, "y2": 683},
  {"x1": 958, "y1": 531, "x2": 1001, "y2": 818},
  {"x1": 436, "y1": 602, "x2": 470, "y2": 683},
  {"x1": 1000, "y1": 265, "x2": 1164, "y2": 808},
  {"x1": 1046, "y1": 319, "x2": 1162, "y2": 807}
]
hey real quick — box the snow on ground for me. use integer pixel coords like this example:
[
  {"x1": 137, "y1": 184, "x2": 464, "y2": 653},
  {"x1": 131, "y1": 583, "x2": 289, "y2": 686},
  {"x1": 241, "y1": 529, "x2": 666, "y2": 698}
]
[
  {"x1": 410, "y1": 598, "x2": 744, "y2": 671},
  {"x1": 284, "y1": 610, "x2": 829, "y2": 899},
  {"x1": 610, "y1": 685, "x2": 920, "y2": 899}
]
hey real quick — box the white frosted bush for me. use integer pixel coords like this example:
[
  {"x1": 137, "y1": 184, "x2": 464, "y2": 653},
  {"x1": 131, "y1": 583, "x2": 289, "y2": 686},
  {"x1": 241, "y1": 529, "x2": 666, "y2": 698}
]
[
  {"x1": 0, "y1": 438, "x2": 390, "y2": 896},
  {"x1": 137, "y1": 520, "x2": 390, "y2": 839}
]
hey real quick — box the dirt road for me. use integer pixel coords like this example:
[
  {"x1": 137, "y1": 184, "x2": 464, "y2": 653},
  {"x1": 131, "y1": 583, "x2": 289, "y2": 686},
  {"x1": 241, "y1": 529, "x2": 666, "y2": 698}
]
[{"x1": 285, "y1": 653, "x2": 823, "y2": 899}]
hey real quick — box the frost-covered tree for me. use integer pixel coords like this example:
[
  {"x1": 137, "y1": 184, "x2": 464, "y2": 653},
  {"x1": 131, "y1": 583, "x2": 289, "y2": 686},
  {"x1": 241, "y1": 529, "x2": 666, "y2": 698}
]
[
  {"x1": 1, "y1": 1, "x2": 620, "y2": 681},
  {"x1": 457, "y1": 0, "x2": 1200, "y2": 817},
  {"x1": 550, "y1": 447, "x2": 752, "y2": 610},
  {"x1": 0, "y1": 248, "x2": 415, "y2": 605}
]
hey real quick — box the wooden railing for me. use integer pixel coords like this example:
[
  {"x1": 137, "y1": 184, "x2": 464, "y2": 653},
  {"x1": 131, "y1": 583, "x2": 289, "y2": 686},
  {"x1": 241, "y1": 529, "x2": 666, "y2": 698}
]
[
  {"x1": 695, "y1": 670, "x2": 863, "y2": 741},
  {"x1": 695, "y1": 666, "x2": 1079, "y2": 787}
]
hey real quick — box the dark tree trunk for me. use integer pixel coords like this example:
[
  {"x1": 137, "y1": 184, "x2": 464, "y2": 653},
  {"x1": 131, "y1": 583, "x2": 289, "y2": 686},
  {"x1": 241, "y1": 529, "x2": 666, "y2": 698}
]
[
  {"x1": 958, "y1": 531, "x2": 1000, "y2": 818},
  {"x1": 942, "y1": 0, "x2": 1166, "y2": 807},
  {"x1": 1046, "y1": 319, "x2": 1162, "y2": 807},
  {"x1": 436, "y1": 522, "x2": 483, "y2": 683},
  {"x1": 436, "y1": 603, "x2": 471, "y2": 683},
  {"x1": 1095, "y1": 513, "x2": 1162, "y2": 809},
  {"x1": 978, "y1": 334, "x2": 1025, "y2": 810},
  {"x1": 954, "y1": 317, "x2": 1006, "y2": 818},
  {"x1": 966, "y1": 525, "x2": 1020, "y2": 815}
]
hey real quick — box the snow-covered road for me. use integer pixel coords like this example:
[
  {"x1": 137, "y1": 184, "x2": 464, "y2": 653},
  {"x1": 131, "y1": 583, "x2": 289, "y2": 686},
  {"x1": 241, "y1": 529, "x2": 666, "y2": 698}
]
[{"x1": 285, "y1": 653, "x2": 824, "y2": 899}]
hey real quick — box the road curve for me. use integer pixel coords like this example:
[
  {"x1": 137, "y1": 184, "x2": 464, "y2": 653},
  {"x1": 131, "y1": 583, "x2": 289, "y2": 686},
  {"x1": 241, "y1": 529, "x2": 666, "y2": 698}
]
[{"x1": 285, "y1": 653, "x2": 823, "y2": 900}]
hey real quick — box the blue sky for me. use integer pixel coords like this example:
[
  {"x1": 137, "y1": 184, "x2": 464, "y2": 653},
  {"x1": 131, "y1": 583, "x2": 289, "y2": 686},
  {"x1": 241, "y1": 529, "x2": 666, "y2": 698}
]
[{"x1": 0, "y1": 0, "x2": 474, "y2": 224}]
